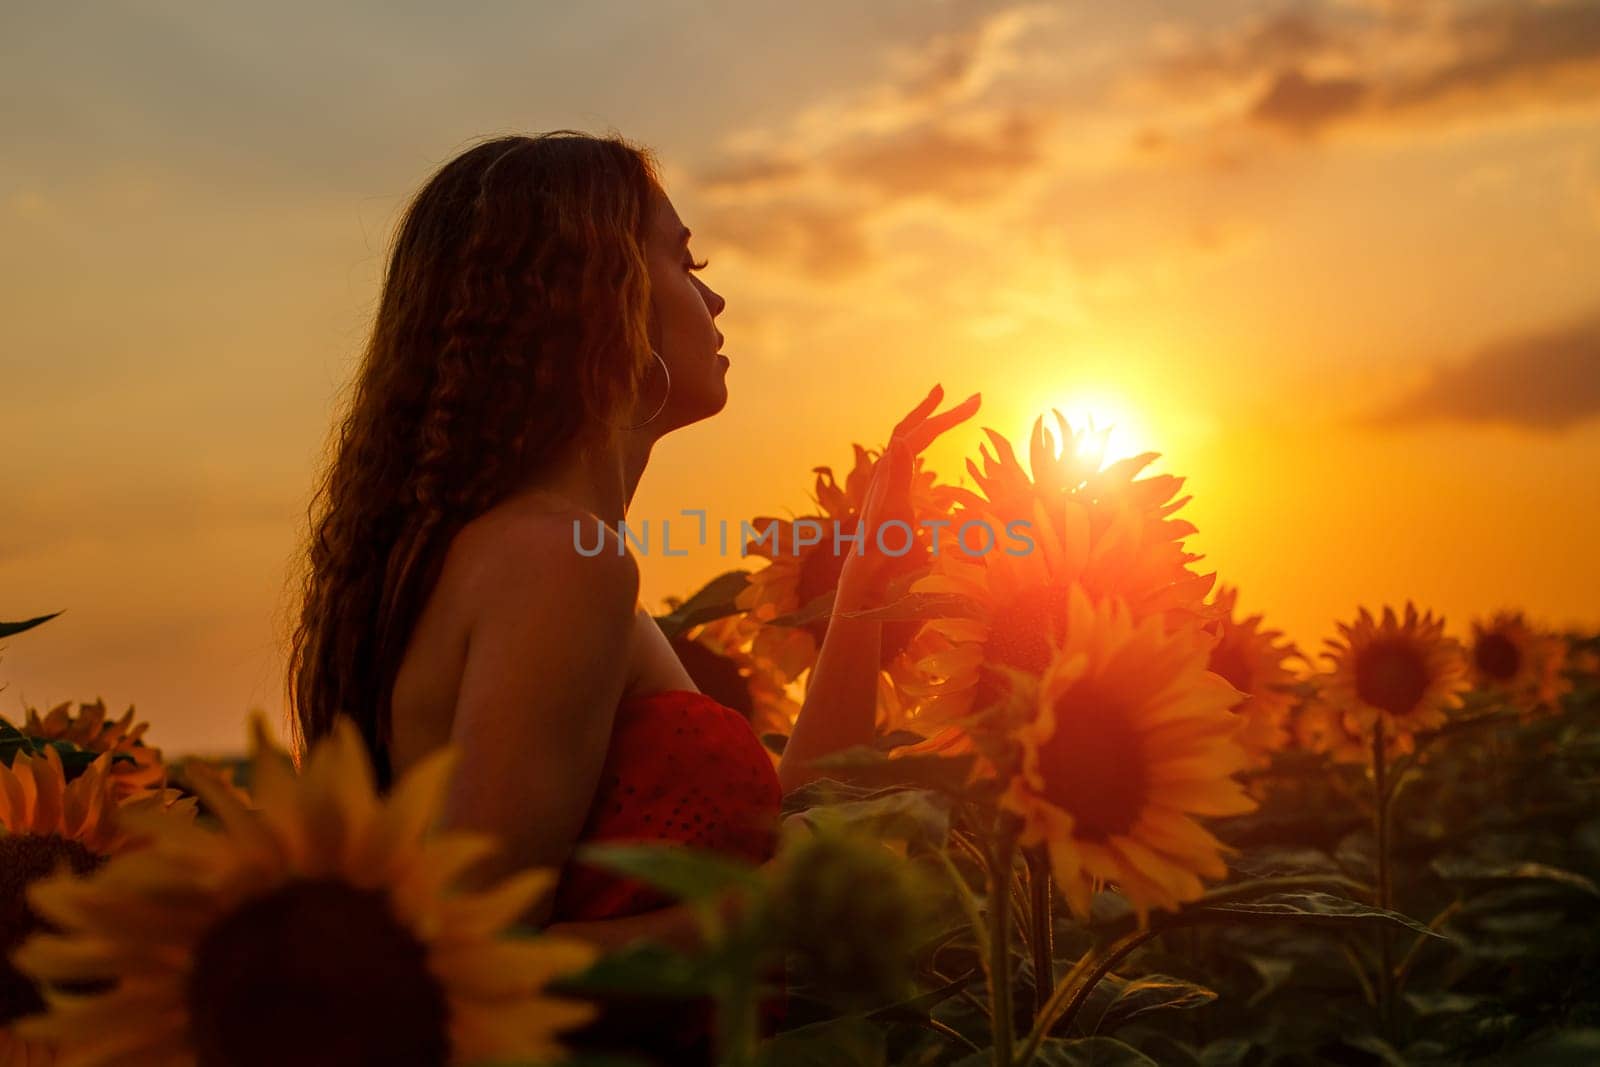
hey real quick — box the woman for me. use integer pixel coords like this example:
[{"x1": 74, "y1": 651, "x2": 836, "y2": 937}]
[{"x1": 285, "y1": 130, "x2": 977, "y2": 1055}]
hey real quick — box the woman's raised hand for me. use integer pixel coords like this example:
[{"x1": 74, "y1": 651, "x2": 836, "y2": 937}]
[{"x1": 836, "y1": 384, "x2": 981, "y2": 611}]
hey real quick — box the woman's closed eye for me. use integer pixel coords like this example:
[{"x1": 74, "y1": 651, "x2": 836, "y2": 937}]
[{"x1": 686, "y1": 255, "x2": 709, "y2": 272}]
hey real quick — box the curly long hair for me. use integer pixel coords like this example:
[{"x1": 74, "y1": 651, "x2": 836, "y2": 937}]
[{"x1": 285, "y1": 131, "x2": 663, "y2": 788}]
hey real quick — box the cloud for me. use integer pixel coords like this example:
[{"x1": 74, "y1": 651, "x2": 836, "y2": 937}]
[
  {"x1": 694, "y1": 3, "x2": 1061, "y2": 278},
  {"x1": 1143, "y1": 0, "x2": 1600, "y2": 144},
  {"x1": 1363, "y1": 307, "x2": 1600, "y2": 431},
  {"x1": 1248, "y1": 69, "x2": 1368, "y2": 134},
  {"x1": 827, "y1": 108, "x2": 1049, "y2": 201},
  {"x1": 694, "y1": 197, "x2": 874, "y2": 281}
]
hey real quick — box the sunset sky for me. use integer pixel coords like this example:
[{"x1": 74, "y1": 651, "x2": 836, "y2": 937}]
[{"x1": 5, "y1": 0, "x2": 1598, "y2": 755}]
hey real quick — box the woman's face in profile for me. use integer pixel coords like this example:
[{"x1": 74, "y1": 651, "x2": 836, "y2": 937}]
[{"x1": 643, "y1": 188, "x2": 729, "y2": 429}]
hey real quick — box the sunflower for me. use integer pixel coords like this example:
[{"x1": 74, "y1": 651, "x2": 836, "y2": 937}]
[
  {"x1": 1290, "y1": 695, "x2": 1369, "y2": 766},
  {"x1": 736, "y1": 442, "x2": 961, "y2": 712},
  {"x1": 1, "y1": 746, "x2": 194, "y2": 1066},
  {"x1": 1000, "y1": 585, "x2": 1256, "y2": 925},
  {"x1": 1319, "y1": 603, "x2": 1470, "y2": 755},
  {"x1": 1202, "y1": 586, "x2": 1304, "y2": 767},
  {"x1": 15, "y1": 701, "x2": 165, "y2": 802},
  {"x1": 11, "y1": 714, "x2": 598, "y2": 1067},
  {"x1": 1468, "y1": 611, "x2": 1572, "y2": 718},
  {"x1": 900, "y1": 412, "x2": 1218, "y2": 729}
]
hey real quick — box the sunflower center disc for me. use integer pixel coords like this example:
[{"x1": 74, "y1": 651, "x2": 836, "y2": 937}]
[
  {"x1": 1037, "y1": 684, "x2": 1148, "y2": 840},
  {"x1": 1354, "y1": 639, "x2": 1432, "y2": 717},
  {"x1": 0, "y1": 835, "x2": 102, "y2": 1023},
  {"x1": 1473, "y1": 632, "x2": 1521, "y2": 682},
  {"x1": 985, "y1": 586, "x2": 1071, "y2": 676},
  {"x1": 186, "y1": 878, "x2": 449, "y2": 1067}
]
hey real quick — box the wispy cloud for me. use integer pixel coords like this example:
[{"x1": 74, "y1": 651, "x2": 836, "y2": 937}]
[
  {"x1": 1364, "y1": 307, "x2": 1600, "y2": 431},
  {"x1": 1139, "y1": 0, "x2": 1600, "y2": 148},
  {"x1": 694, "y1": 4, "x2": 1063, "y2": 278}
]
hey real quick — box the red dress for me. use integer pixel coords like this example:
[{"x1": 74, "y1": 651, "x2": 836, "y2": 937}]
[{"x1": 550, "y1": 688, "x2": 785, "y2": 1063}]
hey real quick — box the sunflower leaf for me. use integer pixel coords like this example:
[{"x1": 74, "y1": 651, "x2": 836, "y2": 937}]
[
  {"x1": 754, "y1": 1016, "x2": 887, "y2": 1067},
  {"x1": 546, "y1": 940, "x2": 716, "y2": 999},
  {"x1": 1187, "y1": 891, "x2": 1444, "y2": 939},
  {"x1": 652, "y1": 570, "x2": 754, "y2": 640},
  {"x1": 575, "y1": 842, "x2": 765, "y2": 903},
  {"x1": 865, "y1": 965, "x2": 980, "y2": 1024},
  {"x1": 767, "y1": 590, "x2": 836, "y2": 629},
  {"x1": 0, "y1": 611, "x2": 63, "y2": 639},
  {"x1": 832, "y1": 592, "x2": 987, "y2": 624},
  {"x1": 806, "y1": 745, "x2": 978, "y2": 797},
  {"x1": 795, "y1": 787, "x2": 952, "y2": 850},
  {"x1": 1079, "y1": 973, "x2": 1219, "y2": 1035},
  {"x1": 956, "y1": 1036, "x2": 1158, "y2": 1066},
  {"x1": 1429, "y1": 858, "x2": 1600, "y2": 898}
]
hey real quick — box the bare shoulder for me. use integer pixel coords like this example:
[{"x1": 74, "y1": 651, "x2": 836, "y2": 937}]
[{"x1": 446, "y1": 500, "x2": 641, "y2": 618}]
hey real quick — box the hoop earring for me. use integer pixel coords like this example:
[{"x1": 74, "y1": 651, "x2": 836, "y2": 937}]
[{"x1": 621, "y1": 349, "x2": 671, "y2": 431}]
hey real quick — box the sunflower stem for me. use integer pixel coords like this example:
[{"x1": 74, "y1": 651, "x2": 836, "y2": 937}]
[
  {"x1": 1025, "y1": 845, "x2": 1055, "y2": 1021},
  {"x1": 713, "y1": 969, "x2": 760, "y2": 1067},
  {"x1": 987, "y1": 815, "x2": 1021, "y2": 1067},
  {"x1": 1371, "y1": 715, "x2": 1394, "y2": 1036}
]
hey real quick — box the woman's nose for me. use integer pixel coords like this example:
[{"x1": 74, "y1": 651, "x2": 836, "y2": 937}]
[{"x1": 705, "y1": 284, "x2": 726, "y2": 317}]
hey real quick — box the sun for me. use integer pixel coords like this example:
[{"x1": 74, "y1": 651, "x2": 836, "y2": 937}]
[{"x1": 1040, "y1": 390, "x2": 1149, "y2": 470}]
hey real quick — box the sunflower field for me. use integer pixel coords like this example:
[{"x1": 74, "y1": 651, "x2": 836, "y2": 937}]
[{"x1": 3, "y1": 406, "x2": 1598, "y2": 1066}]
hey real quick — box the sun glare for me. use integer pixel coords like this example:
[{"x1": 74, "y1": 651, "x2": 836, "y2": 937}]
[{"x1": 1036, "y1": 392, "x2": 1150, "y2": 471}]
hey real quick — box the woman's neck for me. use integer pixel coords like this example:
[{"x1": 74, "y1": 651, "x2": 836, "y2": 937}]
[{"x1": 516, "y1": 426, "x2": 658, "y2": 527}]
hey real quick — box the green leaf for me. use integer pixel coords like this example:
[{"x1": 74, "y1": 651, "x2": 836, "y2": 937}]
[
  {"x1": 754, "y1": 1016, "x2": 887, "y2": 1067},
  {"x1": 1188, "y1": 891, "x2": 1444, "y2": 940},
  {"x1": 651, "y1": 570, "x2": 753, "y2": 640},
  {"x1": 1080, "y1": 974, "x2": 1218, "y2": 1035},
  {"x1": 798, "y1": 787, "x2": 952, "y2": 850},
  {"x1": 1430, "y1": 858, "x2": 1600, "y2": 898},
  {"x1": 1402, "y1": 991, "x2": 1488, "y2": 1016},
  {"x1": 1340, "y1": 1033, "x2": 1407, "y2": 1067},
  {"x1": 831, "y1": 592, "x2": 987, "y2": 624},
  {"x1": 865, "y1": 967, "x2": 980, "y2": 1024},
  {"x1": 0, "y1": 611, "x2": 63, "y2": 639},
  {"x1": 1242, "y1": 954, "x2": 1295, "y2": 1009},
  {"x1": 972, "y1": 1037, "x2": 1157, "y2": 1066},
  {"x1": 546, "y1": 941, "x2": 715, "y2": 999},
  {"x1": 767, "y1": 589, "x2": 835, "y2": 629},
  {"x1": 1196, "y1": 1038, "x2": 1254, "y2": 1067},
  {"x1": 806, "y1": 745, "x2": 977, "y2": 796},
  {"x1": 574, "y1": 842, "x2": 763, "y2": 903}
]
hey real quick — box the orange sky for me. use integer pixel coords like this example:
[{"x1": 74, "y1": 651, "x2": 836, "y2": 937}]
[{"x1": 5, "y1": 1, "x2": 1599, "y2": 755}]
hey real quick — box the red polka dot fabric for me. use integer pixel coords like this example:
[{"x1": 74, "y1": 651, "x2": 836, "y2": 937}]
[{"x1": 550, "y1": 688, "x2": 783, "y2": 922}]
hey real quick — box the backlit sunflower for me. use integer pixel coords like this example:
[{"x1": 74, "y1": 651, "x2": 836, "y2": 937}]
[
  {"x1": 1320, "y1": 603, "x2": 1470, "y2": 755},
  {"x1": 15, "y1": 700, "x2": 165, "y2": 802},
  {"x1": 1202, "y1": 586, "x2": 1304, "y2": 767},
  {"x1": 1468, "y1": 611, "x2": 1572, "y2": 718},
  {"x1": 1001, "y1": 585, "x2": 1256, "y2": 925},
  {"x1": 901, "y1": 412, "x2": 1218, "y2": 729},
  {"x1": 1290, "y1": 695, "x2": 1369, "y2": 766},
  {"x1": 12, "y1": 714, "x2": 598, "y2": 1067},
  {"x1": 1, "y1": 747, "x2": 193, "y2": 1066},
  {"x1": 736, "y1": 442, "x2": 961, "y2": 709}
]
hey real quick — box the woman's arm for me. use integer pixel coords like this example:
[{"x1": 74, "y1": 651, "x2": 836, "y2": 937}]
[
  {"x1": 776, "y1": 387, "x2": 981, "y2": 795},
  {"x1": 774, "y1": 582, "x2": 882, "y2": 795},
  {"x1": 438, "y1": 511, "x2": 641, "y2": 925}
]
